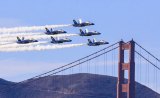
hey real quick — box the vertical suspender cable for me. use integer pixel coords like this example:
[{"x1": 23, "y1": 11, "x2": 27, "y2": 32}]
[{"x1": 106, "y1": 53, "x2": 108, "y2": 75}]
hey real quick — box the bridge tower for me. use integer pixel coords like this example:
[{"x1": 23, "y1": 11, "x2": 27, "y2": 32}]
[{"x1": 117, "y1": 40, "x2": 135, "y2": 98}]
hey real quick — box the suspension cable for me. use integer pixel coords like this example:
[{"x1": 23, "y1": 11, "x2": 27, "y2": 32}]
[
  {"x1": 23, "y1": 41, "x2": 120, "y2": 81},
  {"x1": 49, "y1": 46, "x2": 119, "y2": 76},
  {"x1": 135, "y1": 51, "x2": 160, "y2": 70},
  {"x1": 17, "y1": 47, "x2": 119, "y2": 98},
  {"x1": 0, "y1": 45, "x2": 120, "y2": 95},
  {"x1": 135, "y1": 42, "x2": 160, "y2": 63}
]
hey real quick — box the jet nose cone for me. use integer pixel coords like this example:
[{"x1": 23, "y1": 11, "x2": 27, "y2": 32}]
[
  {"x1": 91, "y1": 23, "x2": 95, "y2": 25},
  {"x1": 105, "y1": 42, "x2": 109, "y2": 44},
  {"x1": 98, "y1": 32, "x2": 101, "y2": 35}
]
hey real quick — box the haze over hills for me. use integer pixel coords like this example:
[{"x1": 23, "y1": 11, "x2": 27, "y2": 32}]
[{"x1": 0, "y1": 73, "x2": 159, "y2": 98}]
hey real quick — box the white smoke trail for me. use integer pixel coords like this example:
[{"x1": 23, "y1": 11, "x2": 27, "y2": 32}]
[
  {"x1": 0, "y1": 32, "x2": 43, "y2": 38},
  {"x1": 0, "y1": 43, "x2": 86, "y2": 52},
  {"x1": 0, "y1": 42, "x2": 14, "y2": 45},
  {"x1": 0, "y1": 24, "x2": 72, "y2": 33},
  {"x1": 0, "y1": 34, "x2": 79, "y2": 42}
]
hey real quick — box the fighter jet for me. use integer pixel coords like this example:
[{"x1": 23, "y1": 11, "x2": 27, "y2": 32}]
[
  {"x1": 17, "y1": 37, "x2": 38, "y2": 44},
  {"x1": 73, "y1": 19, "x2": 95, "y2": 27},
  {"x1": 50, "y1": 36, "x2": 72, "y2": 44},
  {"x1": 45, "y1": 28, "x2": 67, "y2": 35},
  {"x1": 87, "y1": 38, "x2": 109, "y2": 46},
  {"x1": 79, "y1": 29, "x2": 101, "y2": 36}
]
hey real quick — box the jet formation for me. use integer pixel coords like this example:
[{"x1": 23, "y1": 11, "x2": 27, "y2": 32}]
[{"x1": 16, "y1": 19, "x2": 109, "y2": 46}]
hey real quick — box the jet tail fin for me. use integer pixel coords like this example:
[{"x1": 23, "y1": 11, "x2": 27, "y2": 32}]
[
  {"x1": 88, "y1": 39, "x2": 92, "y2": 44},
  {"x1": 22, "y1": 37, "x2": 24, "y2": 41},
  {"x1": 73, "y1": 20, "x2": 78, "y2": 24},
  {"x1": 45, "y1": 28, "x2": 50, "y2": 32},
  {"x1": 51, "y1": 36, "x2": 56, "y2": 42},
  {"x1": 78, "y1": 19, "x2": 82, "y2": 23},
  {"x1": 80, "y1": 29, "x2": 84, "y2": 34},
  {"x1": 85, "y1": 29, "x2": 88, "y2": 33},
  {"x1": 93, "y1": 38, "x2": 97, "y2": 42},
  {"x1": 17, "y1": 37, "x2": 21, "y2": 41},
  {"x1": 50, "y1": 28, "x2": 53, "y2": 32}
]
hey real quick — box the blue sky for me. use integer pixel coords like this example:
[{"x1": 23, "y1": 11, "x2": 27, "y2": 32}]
[{"x1": 0, "y1": 0, "x2": 159, "y2": 93}]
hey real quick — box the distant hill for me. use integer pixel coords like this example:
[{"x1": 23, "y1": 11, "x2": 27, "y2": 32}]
[{"x1": 0, "y1": 73, "x2": 159, "y2": 98}]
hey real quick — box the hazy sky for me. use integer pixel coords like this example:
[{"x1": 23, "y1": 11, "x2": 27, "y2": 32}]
[{"x1": 0, "y1": 0, "x2": 159, "y2": 92}]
